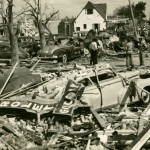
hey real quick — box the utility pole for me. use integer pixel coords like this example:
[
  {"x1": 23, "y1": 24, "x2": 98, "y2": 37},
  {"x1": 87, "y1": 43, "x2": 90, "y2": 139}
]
[{"x1": 128, "y1": 0, "x2": 138, "y2": 38}]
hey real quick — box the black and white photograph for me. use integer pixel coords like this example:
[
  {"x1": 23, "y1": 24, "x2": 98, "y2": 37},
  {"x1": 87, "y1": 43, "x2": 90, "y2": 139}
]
[{"x1": 0, "y1": 0, "x2": 150, "y2": 149}]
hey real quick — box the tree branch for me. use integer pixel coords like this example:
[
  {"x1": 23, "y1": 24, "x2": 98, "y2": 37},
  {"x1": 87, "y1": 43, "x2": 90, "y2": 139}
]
[
  {"x1": 23, "y1": 0, "x2": 37, "y2": 14},
  {"x1": 44, "y1": 10, "x2": 59, "y2": 25},
  {"x1": 13, "y1": 6, "x2": 31, "y2": 20}
]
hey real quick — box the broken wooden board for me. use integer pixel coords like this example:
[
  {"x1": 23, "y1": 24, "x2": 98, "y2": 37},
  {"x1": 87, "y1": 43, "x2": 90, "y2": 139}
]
[
  {"x1": 53, "y1": 79, "x2": 84, "y2": 116},
  {"x1": 0, "y1": 67, "x2": 41, "y2": 94},
  {"x1": 126, "y1": 123, "x2": 150, "y2": 150},
  {"x1": 0, "y1": 137, "x2": 15, "y2": 150},
  {"x1": 119, "y1": 81, "x2": 137, "y2": 112},
  {"x1": 90, "y1": 107, "x2": 106, "y2": 129}
]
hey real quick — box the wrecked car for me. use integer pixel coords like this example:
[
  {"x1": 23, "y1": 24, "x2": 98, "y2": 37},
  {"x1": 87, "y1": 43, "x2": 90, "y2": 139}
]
[
  {"x1": 0, "y1": 42, "x2": 28, "y2": 59},
  {"x1": 75, "y1": 65, "x2": 150, "y2": 110},
  {"x1": 39, "y1": 44, "x2": 82, "y2": 62}
]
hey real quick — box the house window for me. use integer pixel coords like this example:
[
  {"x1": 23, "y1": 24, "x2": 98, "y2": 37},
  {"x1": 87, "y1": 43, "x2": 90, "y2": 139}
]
[
  {"x1": 76, "y1": 27, "x2": 80, "y2": 31},
  {"x1": 92, "y1": 24, "x2": 100, "y2": 31},
  {"x1": 83, "y1": 24, "x2": 87, "y2": 29},
  {"x1": 87, "y1": 9, "x2": 93, "y2": 14}
]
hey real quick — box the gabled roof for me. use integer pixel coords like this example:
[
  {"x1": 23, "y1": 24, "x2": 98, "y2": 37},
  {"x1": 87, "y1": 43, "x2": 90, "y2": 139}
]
[{"x1": 84, "y1": 1, "x2": 107, "y2": 20}]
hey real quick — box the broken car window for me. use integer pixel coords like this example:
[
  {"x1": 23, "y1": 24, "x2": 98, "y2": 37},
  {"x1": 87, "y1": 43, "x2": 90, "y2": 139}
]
[
  {"x1": 98, "y1": 72, "x2": 116, "y2": 81},
  {"x1": 78, "y1": 78, "x2": 92, "y2": 87}
]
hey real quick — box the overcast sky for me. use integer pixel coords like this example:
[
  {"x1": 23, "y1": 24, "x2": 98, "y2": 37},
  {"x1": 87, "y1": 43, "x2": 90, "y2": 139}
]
[{"x1": 14, "y1": 0, "x2": 150, "y2": 19}]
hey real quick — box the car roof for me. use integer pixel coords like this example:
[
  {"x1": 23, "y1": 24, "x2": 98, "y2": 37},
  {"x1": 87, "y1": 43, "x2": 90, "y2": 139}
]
[{"x1": 76, "y1": 68, "x2": 113, "y2": 81}]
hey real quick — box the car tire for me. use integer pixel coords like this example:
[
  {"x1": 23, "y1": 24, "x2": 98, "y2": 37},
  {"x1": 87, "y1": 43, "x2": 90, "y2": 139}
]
[{"x1": 141, "y1": 88, "x2": 150, "y2": 104}]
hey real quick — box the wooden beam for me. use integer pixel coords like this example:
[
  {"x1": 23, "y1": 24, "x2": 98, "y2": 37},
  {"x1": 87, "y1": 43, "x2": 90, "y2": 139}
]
[
  {"x1": 0, "y1": 61, "x2": 18, "y2": 95},
  {"x1": 126, "y1": 123, "x2": 150, "y2": 150},
  {"x1": 90, "y1": 107, "x2": 106, "y2": 129}
]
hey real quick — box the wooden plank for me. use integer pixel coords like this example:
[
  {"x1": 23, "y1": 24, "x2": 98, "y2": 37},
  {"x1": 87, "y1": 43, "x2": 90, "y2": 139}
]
[
  {"x1": 85, "y1": 134, "x2": 92, "y2": 150},
  {"x1": 0, "y1": 137, "x2": 15, "y2": 150},
  {"x1": 30, "y1": 59, "x2": 41, "y2": 71},
  {"x1": 126, "y1": 123, "x2": 150, "y2": 150},
  {"x1": 90, "y1": 107, "x2": 106, "y2": 129},
  {"x1": 0, "y1": 62, "x2": 18, "y2": 95},
  {"x1": 0, "y1": 79, "x2": 49, "y2": 99},
  {"x1": 96, "y1": 130, "x2": 136, "y2": 135},
  {"x1": 137, "y1": 101, "x2": 150, "y2": 135},
  {"x1": 119, "y1": 86, "x2": 131, "y2": 112}
]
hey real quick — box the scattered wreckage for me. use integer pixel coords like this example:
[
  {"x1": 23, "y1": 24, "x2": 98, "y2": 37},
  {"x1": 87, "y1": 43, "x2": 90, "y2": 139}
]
[{"x1": 0, "y1": 63, "x2": 150, "y2": 149}]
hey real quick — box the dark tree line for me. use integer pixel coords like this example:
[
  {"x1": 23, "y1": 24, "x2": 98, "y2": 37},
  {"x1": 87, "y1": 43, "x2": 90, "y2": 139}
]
[{"x1": 114, "y1": 1, "x2": 146, "y2": 21}]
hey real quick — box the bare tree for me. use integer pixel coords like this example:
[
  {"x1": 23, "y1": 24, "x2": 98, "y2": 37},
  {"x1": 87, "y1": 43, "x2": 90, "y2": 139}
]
[
  {"x1": 0, "y1": 0, "x2": 21, "y2": 66},
  {"x1": 24, "y1": 0, "x2": 59, "y2": 51}
]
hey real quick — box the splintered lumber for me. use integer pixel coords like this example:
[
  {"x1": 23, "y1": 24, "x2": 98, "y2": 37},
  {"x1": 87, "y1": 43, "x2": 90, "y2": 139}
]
[
  {"x1": 96, "y1": 130, "x2": 136, "y2": 135},
  {"x1": 0, "y1": 137, "x2": 15, "y2": 150},
  {"x1": 126, "y1": 123, "x2": 150, "y2": 150},
  {"x1": 90, "y1": 107, "x2": 106, "y2": 129},
  {"x1": 85, "y1": 134, "x2": 92, "y2": 150},
  {"x1": 0, "y1": 79, "x2": 49, "y2": 99},
  {"x1": 0, "y1": 61, "x2": 18, "y2": 95},
  {"x1": 0, "y1": 82, "x2": 32, "y2": 99},
  {"x1": 137, "y1": 102, "x2": 150, "y2": 135},
  {"x1": 119, "y1": 81, "x2": 136, "y2": 112},
  {"x1": 30, "y1": 59, "x2": 41, "y2": 71}
]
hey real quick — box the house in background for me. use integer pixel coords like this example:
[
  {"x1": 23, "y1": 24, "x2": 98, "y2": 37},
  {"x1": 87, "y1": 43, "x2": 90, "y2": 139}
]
[
  {"x1": 58, "y1": 17, "x2": 75, "y2": 37},
  {"x1": 47, "y1": 20, "x2": 61, "y2": 35},
  {"x1": 74, "y1": 1, "x2": 107, "y2": 37},
  {"x1": 47, "y1": 17, "x2": 75, "y2": 37}
]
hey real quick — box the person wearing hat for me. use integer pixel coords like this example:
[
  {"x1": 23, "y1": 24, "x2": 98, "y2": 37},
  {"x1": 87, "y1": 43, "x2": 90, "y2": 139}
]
[
  {"x1": 89, "y1": 38, "x2": 98, "y2": 65},
  {"x1": 138, "y1": 36, "x2": 147, "y2": 66},
  {"x1": 126, "y1": 37, "x2": 134, "y2": 70}
]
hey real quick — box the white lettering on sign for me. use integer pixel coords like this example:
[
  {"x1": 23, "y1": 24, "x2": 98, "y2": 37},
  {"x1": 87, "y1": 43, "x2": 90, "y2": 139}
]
[
  {"x1": 20, "y1": 103, "x2": 32, "y2": 109},
  {"x1": 56, "y1": 100, "x2": 74, "y2": 114},
  {"x1": 32, "y1": 104, "x2": 44, "y2": 111},
  {"x1": 11, "y1": 102, "x2": 21, "y2": 107},
  {"x1": 43, "y1": 105, "x2": 53, "y2": 111},
  {"x1": 0, "y1": 101, "x2": 54, "y2": 112},
  {"x1": 0, "y1": 101, "x2": 10, "y2": 107},
  {"x1": 60, "y1": 108, "x2": 69, "y2": 114}
]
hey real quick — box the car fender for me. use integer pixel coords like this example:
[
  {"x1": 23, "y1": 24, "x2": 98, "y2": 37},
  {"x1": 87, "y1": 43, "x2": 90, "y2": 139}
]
[{"x1": 137, "y1": 78, "x2": 150, "y2": 89}]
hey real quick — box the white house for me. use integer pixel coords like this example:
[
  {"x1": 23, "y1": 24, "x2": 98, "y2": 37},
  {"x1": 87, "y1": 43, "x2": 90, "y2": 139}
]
[{"x1": 74, "y1": 1, "x2": 107, "y2": 36}]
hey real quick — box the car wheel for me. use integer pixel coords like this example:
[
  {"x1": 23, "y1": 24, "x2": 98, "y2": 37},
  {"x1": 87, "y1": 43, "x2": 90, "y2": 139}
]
[{"x1": 141, "y1": 88, "x2": 150, "y2": 104}]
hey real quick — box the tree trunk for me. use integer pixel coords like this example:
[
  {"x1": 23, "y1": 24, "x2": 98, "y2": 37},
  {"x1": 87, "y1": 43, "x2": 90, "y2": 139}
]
[
  {"x1": 7, "y1": 0, "x2": 19, "y2": 67},
  {"x1": 8, "y1": 27, "x2": 19, "y2": 67},
  {"x1": 38, "y1": 19, "x2": 46, "y2": 51},
  {"x1": 10, "y1": 35, "x2": 19, "y2": 66}
]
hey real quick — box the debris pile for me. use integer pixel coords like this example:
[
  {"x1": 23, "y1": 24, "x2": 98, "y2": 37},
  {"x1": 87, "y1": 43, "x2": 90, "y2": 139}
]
[{"x1": 0, "y1": 63, "x2": 150, "y2": 149}]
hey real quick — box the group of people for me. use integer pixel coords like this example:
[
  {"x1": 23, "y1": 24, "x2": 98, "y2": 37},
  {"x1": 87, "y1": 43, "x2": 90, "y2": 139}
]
[
  {"x1": 125, "y1": 35, "x2": 148, "y2": 70},
  {"x1": 88, "y1": 30, "x2": 150, "y2": 69},
  {"x1": 53, "y1": 29, "x2": 150, "y2": 69}
]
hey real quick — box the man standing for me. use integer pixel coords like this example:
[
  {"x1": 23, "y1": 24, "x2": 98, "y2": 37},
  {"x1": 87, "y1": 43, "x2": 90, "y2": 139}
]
[
  {"x1": 89, "y1": 38, "x2": 98, "y2": 65},
  {"x1": 126, "y1": 38, "x2": 134, "y2": 70},
  {"x1": 138, "y1": 36, "x2": 147, "y2": 66}
]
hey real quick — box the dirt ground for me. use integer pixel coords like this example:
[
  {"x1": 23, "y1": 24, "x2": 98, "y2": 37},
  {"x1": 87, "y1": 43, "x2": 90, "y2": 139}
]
[{"x1": 77, "y1": 53, "x2": 150, "y2": 70}]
